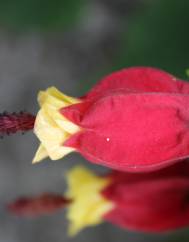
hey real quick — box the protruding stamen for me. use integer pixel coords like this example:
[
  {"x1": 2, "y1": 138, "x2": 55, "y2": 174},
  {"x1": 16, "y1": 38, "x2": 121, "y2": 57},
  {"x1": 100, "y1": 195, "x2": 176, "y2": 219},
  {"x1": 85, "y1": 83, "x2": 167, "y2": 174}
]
[
  {"x1": 0, "y1": 111, "x2": 35, "y2": 136},
  {"x1": 7, "y1": 193, "x2": 71, "y2": 217}
]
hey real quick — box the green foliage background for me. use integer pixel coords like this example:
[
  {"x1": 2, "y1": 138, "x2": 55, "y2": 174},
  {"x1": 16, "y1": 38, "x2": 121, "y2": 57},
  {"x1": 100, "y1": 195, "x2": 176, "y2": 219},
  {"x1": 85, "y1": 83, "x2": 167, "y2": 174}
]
[
  {"x1": 0, "y1": 0, "x2": 188, "y2": 78},
  {"x1": 115, "y1": 0, "x2": 189, "y2": 78},
  {"x1": 0, "y1": 0, "x2": 85, "y2": 30}
]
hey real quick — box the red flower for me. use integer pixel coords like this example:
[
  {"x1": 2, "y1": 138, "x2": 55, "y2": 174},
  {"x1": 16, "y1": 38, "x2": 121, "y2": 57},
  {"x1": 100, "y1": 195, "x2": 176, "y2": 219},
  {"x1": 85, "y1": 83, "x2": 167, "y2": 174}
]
[
  {"x1": 103, "y1": 161, "x2": 189, "y2": 232},
  {"x1": 61, "y1": 67, "x2": 189, "y2": 171},
  {"x1": 33, "y1": 67, "x2": 189, "y2": 172},
  {"x1": 8, "y1": 162, "x2": 189, "y2": 234}
]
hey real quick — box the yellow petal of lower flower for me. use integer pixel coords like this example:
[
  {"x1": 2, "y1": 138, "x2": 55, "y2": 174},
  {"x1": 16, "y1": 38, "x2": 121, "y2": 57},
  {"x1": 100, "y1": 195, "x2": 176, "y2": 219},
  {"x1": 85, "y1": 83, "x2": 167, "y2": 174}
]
[
  {"x1": 32, "y1": 144, "x2": 48, "y2": 163},
  {"x1": 65, "y1": 166, "x2": 114, "y2": 236}
]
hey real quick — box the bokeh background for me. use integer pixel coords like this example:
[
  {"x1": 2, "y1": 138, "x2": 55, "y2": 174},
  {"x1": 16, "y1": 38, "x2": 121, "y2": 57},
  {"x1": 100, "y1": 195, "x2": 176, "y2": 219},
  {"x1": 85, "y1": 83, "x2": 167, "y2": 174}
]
[{"x1": 0, "y1": 0, "x2": 189, "y2": 241}]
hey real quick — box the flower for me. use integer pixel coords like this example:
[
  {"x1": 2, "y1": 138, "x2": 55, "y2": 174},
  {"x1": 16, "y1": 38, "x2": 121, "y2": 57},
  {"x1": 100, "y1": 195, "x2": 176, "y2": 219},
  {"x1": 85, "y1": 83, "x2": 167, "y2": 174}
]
[
  {"x1": 102, "y1": 162, "x2": 189, "y2": 233},
  {"x1": 8, "y1": 162, "x2": 189, "y2": 235},
  {"x1": 65, "y1": 162, "x2": 189, "y2": 234},
  {"x1": 33, "y1": 67, "x2": 189, "y2": 172}
]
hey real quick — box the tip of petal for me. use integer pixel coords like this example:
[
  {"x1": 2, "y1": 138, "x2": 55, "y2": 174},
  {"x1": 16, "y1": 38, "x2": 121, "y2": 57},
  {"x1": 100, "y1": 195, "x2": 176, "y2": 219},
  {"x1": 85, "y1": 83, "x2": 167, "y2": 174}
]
[
  {"x1": 32, "y1": 145, "x2": 48, "y2": 164},
  {"x1": 32, "y1": 157, "x2": 44, "y2": 164}
]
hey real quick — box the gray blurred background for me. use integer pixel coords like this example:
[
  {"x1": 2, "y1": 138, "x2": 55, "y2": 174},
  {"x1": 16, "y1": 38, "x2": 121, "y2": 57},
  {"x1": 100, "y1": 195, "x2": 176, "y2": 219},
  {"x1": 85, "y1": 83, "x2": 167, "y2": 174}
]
[{"x1": 0, "y1": 0, "x2": 189, "y2": 241}]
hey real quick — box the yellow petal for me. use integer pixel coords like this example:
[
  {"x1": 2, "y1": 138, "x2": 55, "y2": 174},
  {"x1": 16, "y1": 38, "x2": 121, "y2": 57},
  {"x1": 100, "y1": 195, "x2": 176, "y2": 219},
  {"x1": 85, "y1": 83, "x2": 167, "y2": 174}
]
[
  {"x1": 46, "y1": 86, "x2": 79, "y2": 104},
  {"x1": 38, "y1": 86, "x2": 79, "y2": 107},
  {"x1": 42, "y1": 99, "x2": 80, "y2": 134},
  {"x1": 38, "y1": 87, "x2": 80, "y2": 134},
  {"x1": 32, "y1": 144, "x2": 48, "y2": 163},
  {"x1": 34, "y1": 108, "x2": 74, "y2": 160},
  {"x1": 55, "y1": 119, "x2": 80, "y2": 134},
  {"x1": 33, "y1": 86, "x2": 81, "y2": 163},
  {"x1": 65, "y1": 166, "x2": 114, "y2": 236},
  {"x1": 38, "y1": 91, "x2": 47, "y2": 107}
]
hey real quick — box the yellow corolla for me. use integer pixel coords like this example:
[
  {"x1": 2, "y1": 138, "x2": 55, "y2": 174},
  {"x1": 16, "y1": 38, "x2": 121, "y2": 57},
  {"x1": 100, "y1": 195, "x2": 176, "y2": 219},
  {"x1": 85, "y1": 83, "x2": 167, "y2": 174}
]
[
  {"x1": 65, "y1": 166, "x2": 114, "y2": 236},
  {"x1": 33, "y1": 87, "x2": 80, "y2": 163}
]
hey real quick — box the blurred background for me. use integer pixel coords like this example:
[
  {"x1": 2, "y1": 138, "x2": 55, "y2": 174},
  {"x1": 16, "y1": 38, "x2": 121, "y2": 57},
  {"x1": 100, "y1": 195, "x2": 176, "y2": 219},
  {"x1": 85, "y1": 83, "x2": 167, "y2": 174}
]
[{"x1": 0, "y1": 0, "x2": 189, "y2": 241}]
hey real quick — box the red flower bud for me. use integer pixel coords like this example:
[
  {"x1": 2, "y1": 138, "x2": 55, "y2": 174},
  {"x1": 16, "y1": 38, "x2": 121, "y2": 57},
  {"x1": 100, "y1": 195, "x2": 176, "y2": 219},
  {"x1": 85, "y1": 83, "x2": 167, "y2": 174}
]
[
  {"x1": 102, "y1": 161, "x2": 189, "y2": 232},
  {"x1": 8, "y1": 162, "x2": 189, "y2": 234},
  {"x1": 60, "y1": 67, "x2": 189, "y2": 172},
  {"x1": 7, "y1": 193, "x2": 71, "y2": 217}
]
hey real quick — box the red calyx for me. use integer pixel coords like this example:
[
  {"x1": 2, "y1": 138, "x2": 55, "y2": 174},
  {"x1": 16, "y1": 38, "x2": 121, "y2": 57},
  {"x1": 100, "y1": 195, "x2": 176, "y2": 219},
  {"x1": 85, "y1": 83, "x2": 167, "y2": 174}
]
[
  {"x1": 102, "y1": 161, "x2": 189, "y2": 232},
  {"x1": 60, "y1": 67, "x2": 189, "y2": 172}
]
